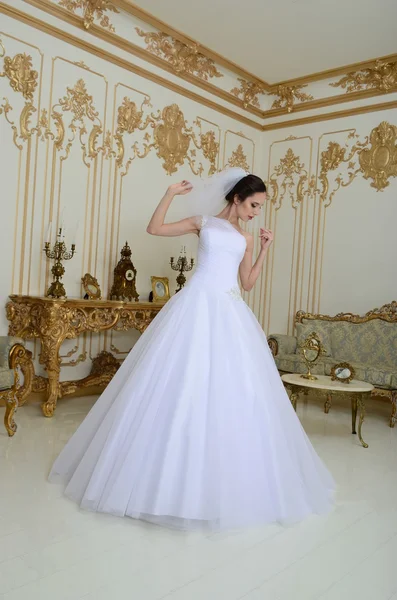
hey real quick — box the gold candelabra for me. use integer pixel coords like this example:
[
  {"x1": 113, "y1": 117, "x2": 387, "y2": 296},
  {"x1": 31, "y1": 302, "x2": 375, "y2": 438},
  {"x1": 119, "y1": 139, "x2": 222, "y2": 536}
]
[
  {"x1": 43, "y1": 227, "x2": 76, "y2": 298},
  {"x1": 170, "y1": 247, "x2": 194, "y2": 292}
]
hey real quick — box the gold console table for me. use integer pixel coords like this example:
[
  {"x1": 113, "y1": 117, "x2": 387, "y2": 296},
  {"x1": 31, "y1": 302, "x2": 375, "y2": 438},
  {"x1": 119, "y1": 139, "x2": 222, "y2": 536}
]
[{"x1": 6, "y1": 295, "x2": 162, "y2": 417}]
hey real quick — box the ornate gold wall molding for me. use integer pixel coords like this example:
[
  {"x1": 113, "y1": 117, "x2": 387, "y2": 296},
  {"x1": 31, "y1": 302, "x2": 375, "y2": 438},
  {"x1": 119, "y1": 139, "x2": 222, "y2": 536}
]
[
  {"x1": 1, "y1": 51, "x2": 38, "y2": 100},
  {"x1": 268, "y1": 148, "x2": 313, "y2": 209},
  {"x1": 230, "y1": 78, "x2": 265, "y2": 109},
  {"x1": 58, "y1": 0, "x2": 119, "y2": 32},
  {"x1": 227, "y1": 144, "x2": 250, "y2": 171},
  {"x1": 359, "y1": 121, "x2": 397, "y2": 191},
  {"x1": 269, "y1": 84, "x2": 314, "y2": 113},
  {"x1": 330, "y1": 59, "x2": 397, "y2": 94},
  {"x1": 136, "y1": 28, "x2": 222, "y2": 82},
  {"x1": 18, "y1": 1, "x2": 397, "y2": 123}
]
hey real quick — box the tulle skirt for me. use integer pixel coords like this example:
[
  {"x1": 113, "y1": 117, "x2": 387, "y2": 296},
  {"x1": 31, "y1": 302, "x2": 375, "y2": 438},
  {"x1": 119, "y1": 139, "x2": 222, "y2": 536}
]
[{"x1": 49, "y1": 279, "x2": 335, "y2": 530}]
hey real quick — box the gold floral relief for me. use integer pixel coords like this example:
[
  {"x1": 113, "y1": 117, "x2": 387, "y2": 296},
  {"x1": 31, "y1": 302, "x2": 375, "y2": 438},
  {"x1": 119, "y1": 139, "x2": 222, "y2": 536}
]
[
  {"x1": 114, "y1": 95, "x2": 154, "y2": 170},
  {"x1": 198, "y1": 130, "x2": 219, "y2": 175},
  {"x1": 227, "y1": 144, "x2": 250, "y2": 171},
  {"x1": 153, "y1": 104, "x2": 191, "y2": 175},
  {"x1": 318, "y1": 136, "x2": 363, "y2": 206},
  {"x1": 136, "y1": 28, "x2": 222, "y2": 81},
  {"x1": 1, "y1": 52, "x2": 38, "y2": 100},
  {"x1": 358, "y1": 121, "x2": 397, "y2": 191},
  {"x1": 268, "y1": 148, "x2": 309, "y2": 209},
  {"x1": 58, "y1": 0, "x2": 119, "y2": 32},
  {"x1": 269, "y1": 85, "x2": 314, "y2": 113},
  {"x1": 230, "y1": 78, "x2": 265, "y2": 109},
  {"x1": 331, "y1": 60, "x2": 397, "y2": 93},
  {"x1": 51, "y1": 78, "x2": 103, "y2": 163}
]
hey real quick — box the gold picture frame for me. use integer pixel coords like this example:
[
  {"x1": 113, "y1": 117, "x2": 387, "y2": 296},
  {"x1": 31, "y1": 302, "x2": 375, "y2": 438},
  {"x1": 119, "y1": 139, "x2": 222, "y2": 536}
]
[
  {"x1": 81, "y1": 273, "x2": 102, "y2": 300},
  {"x1": 331, "y1": 362, "x2": 355, "y2": 384},
  {"x1": 150, "y1": 276, "x2": 170, "y2": 304}
]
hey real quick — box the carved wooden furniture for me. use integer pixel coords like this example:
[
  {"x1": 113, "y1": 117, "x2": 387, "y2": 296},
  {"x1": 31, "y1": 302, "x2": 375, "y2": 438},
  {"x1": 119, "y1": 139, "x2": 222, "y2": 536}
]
[
  {"x1": 6, "y1": 296, "x2": 162, "y2": 418},
  {"x1": 282, "y1": 373, "x2": 373, "y2": 448},
  {"x1": 269, "y1": 302, "x2": 397, "y2": 427},
  {"x1": 0, "y1": 337, "x2": 34, "y2": 436}
]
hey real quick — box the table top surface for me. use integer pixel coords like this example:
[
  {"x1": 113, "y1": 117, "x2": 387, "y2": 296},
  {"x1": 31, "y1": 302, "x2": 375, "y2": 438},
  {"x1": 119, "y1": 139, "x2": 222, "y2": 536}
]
[{"x1": 281, "y1": 373, "x2": 374, "y2": 393}]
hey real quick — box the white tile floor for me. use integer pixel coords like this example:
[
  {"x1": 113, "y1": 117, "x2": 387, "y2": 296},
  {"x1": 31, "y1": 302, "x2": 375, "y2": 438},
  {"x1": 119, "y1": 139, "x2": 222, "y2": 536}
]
[{"x1": 1, "y1": 392, "x2": 396, "y2": 600}]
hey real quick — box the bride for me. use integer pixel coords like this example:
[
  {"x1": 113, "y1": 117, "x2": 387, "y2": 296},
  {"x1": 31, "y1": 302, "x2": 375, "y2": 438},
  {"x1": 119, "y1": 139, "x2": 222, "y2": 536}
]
[{"x1": 49, "y1": 168, "x2": 335, "y2": 531}]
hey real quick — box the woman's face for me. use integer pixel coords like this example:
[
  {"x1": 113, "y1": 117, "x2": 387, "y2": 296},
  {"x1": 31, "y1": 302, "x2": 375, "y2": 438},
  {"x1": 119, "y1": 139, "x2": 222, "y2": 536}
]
[{"x1": 236, "y1": 192, "x2": 266, "y2": 222}]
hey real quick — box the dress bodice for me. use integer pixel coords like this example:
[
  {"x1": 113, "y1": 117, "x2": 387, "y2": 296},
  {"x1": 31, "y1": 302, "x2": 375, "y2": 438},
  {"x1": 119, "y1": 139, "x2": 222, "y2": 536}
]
[{"x1": 190, "y1": 216, "x2": 247, "y2": 294}]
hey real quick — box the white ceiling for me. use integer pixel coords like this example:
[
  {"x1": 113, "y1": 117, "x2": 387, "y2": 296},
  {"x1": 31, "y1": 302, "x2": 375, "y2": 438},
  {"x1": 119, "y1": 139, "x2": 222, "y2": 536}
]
[{"x1": 131, "y1": 0, "x2": 397, "y2": 83}]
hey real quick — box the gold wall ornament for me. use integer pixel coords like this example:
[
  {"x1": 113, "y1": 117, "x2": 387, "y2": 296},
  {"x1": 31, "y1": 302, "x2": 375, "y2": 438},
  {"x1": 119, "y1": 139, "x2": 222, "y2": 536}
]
[
  {"x1": 58, "y1": 0, "x2": 119, "y2": 32},
  {"x1": 198, "y1": 130, "x2": 219, "y2": 175},
  {"x1": 358, "y1": 121, "x2": 397, "y2": 191},
  {"x1": 330, "y1": 59, "x2": 397, "y2": 93},
  {"x1": 269, "y1": 84, "x2": 314, "y2": 113},
  {"x1": 318, "y1": 139, "x2": 362, "y2": 206},
  {"x1": 135, "y1": 28, "x2": 222, "y2": 81},
  {"x1": 268, "y1": 148, "x2": 308, "y2": 209},
  {"x1": 153, "y1": 104, "x2": 191, "y2": 175},
  {"x1": 59, "y1": 78, "x2": 99, "y2": 122},
  {"x1": 230, "y1": 78, "x2": 265, "y2": 109},
  {"x1": 1, "y1": 52, "x2": 38, "y2": 100},
  {"x1": 227, "y1": 144, "x2": 250, "y2": 171}
]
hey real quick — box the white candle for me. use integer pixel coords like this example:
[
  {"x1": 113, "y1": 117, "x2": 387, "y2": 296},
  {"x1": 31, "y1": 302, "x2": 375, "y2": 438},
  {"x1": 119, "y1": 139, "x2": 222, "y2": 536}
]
[{"x1": 45, "y1": 222, "x2": 52, "y2": 242}]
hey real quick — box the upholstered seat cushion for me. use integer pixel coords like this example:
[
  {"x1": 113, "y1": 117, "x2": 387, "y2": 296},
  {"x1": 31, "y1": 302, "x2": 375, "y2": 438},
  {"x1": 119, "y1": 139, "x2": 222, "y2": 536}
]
[{"x1": 0, "y1": 367, "x2": 14, "y2": 391}]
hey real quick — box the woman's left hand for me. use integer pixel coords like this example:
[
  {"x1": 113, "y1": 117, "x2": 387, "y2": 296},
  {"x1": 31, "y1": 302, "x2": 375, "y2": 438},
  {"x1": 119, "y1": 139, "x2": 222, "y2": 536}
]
[{"x1": 259, "y1": 228, "x2": 274, "y2": 250}]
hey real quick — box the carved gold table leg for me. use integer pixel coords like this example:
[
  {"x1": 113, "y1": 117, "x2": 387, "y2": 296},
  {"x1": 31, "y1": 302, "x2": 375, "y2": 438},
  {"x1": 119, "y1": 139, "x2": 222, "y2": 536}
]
[
  {"x1": 351, "y1": 395, "x2": 357, "y2": 435},
  {"x1": 324, "y1": 393, "x2": 332, "y2": 414},
  {"x1": 357, "y1": 394, "x2": 368, "y2": 449},
  {"x1": 290, "y1": 391, "x2": 299, "y2": 411},
  {"x1": 3, "y1": 389, "x2": 17, "y2": 436}
]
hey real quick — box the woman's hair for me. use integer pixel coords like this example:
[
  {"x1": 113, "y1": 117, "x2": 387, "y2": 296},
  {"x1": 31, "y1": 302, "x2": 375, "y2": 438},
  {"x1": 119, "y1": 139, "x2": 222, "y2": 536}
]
[{"x1": 225, "y1": 174, "x2": 266, "y2": 204}]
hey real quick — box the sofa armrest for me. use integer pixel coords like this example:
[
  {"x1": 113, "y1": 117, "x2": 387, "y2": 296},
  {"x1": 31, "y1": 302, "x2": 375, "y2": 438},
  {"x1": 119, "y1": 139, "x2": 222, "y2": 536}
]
[
  {"x1": 0, "y1": 336, "x2": 25, "y2": 369},
  {"x1": 267, "y1": 334, "x2": 297, "y2": 357}
]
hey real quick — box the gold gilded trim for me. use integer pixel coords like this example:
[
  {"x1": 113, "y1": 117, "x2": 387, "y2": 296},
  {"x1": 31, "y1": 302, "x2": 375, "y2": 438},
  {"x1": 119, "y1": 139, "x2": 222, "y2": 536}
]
[
  {"x1": 58, "y1": 0, "x2": 119, "y2": 32},
  {"x1": 19, "y1": 1, "x2": 397, "y2": 119},
  {"x1": 3, "y1": 3, "x2": 262, "y2": 129},
  {"x1": 262, "y1": 100, "x2": 397, "y2": 131},
  {"x1": 136, "y1": 27, "x2": 222, "y2": 81},
  {"x1": 331, "y1": 59, "x2": 397, "y2": 93}
]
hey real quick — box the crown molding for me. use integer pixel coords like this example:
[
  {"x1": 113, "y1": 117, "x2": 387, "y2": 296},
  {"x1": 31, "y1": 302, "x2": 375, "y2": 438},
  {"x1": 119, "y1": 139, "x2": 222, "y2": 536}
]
[
  {"x1": 262, "y1": 99, "x2": 397, "y2": 131},
  {"x1": 0, "y1": 2, "x2": 263, "y2": 129}
]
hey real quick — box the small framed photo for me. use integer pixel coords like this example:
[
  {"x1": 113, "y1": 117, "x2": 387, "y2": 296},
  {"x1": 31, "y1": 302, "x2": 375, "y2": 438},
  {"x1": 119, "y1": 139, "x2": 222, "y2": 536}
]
[
  {"x1": 150, "y1": 276, "x2": 170, "y2": 304},
  {"x1": 331, "y1": 362, "x2": 355, "y2": 384},
  {"x1": 81, "y1": 273, "x2": 102, "y2": 300}
]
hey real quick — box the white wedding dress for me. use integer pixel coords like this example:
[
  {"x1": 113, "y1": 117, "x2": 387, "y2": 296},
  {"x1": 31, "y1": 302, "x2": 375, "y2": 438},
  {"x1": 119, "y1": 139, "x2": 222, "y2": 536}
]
[{"x1": 49, "y1": 216, "x2": 335, "y2": 530}]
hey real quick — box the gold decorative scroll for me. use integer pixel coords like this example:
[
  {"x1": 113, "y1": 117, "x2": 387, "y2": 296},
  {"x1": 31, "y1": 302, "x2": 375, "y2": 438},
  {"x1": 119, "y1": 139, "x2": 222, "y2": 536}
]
[
  {"x1": 331, "y1": 60, "x2": 397, "y2": 93},
  {"x1": 358, "y1": 121, "x2": 397, "y2": 191},
  {"x1": 268, "y1": 148, "x2": 309, "y2": 209},
  {"x1": 114, "y1": 95, "x2": 153, "y2": 170},
  {"x1": 318, "y1": 135, "x2": 362, "y2": 206},
  {"x1": 50, "y1": 78, "x2": 103, "y2": 163},
  {"x1": 0, "y1": 52, "x2": 38, "y2": 100},
  {"x1": 153, "y1": 104, "x2": 191, "y2": 175},
  {"x1": 227, "y1": 144, "x2": 250, "y2": 171},
  {"x1": 58, "y1": 0, "x2": 119, "y2": 32},
  {"x1": 230, "y1": 78, "x2": 265, "y2": 109},
  {"x1": 136, "y1": 28, "x2": 222, "y2": 81},
  {"x1": 269, "y1": 85, "x2": 314, "y2": 113}
]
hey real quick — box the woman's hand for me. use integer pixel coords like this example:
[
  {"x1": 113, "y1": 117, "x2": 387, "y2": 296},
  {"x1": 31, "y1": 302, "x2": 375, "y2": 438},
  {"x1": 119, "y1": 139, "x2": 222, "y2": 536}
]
[
  {"x1": 259, "y1": 228, "x2": 274, "y2": 250},
  {"x1": 167, "y1": 180, "x2": 193, "y2": 196}
]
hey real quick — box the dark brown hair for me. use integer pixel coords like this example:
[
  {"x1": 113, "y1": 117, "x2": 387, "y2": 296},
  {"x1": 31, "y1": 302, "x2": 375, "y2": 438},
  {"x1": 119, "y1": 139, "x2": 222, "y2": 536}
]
[{"x1": 225, "y1": 174, "x2": 266, "y2": 203}]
